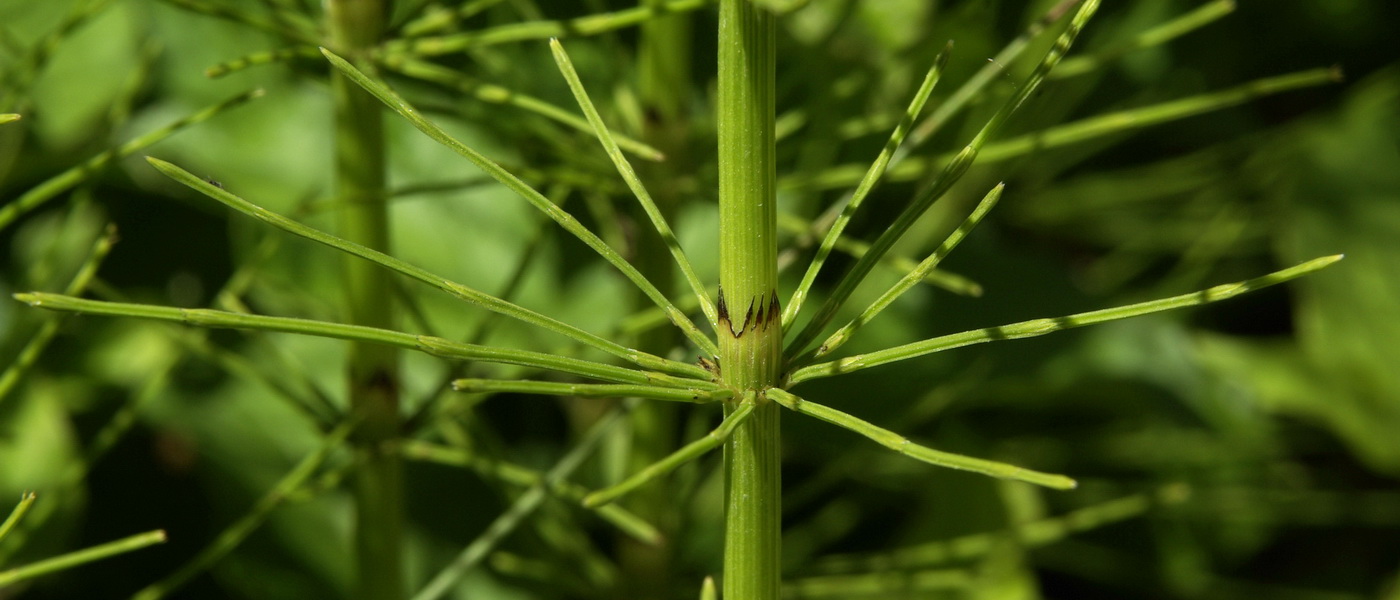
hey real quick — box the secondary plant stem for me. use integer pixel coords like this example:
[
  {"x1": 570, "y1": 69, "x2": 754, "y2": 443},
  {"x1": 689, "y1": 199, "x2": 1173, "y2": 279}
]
[
  {"x1": 328, "y1": 1, "x2": 402, "y2": 598},
  {"x1": 717, "y1": 1, "x2": 781, "y2": 597}
]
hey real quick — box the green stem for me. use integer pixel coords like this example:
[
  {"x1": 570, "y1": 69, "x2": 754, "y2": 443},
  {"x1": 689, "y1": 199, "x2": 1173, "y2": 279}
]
[
  {"x1": 717, "y1": 1, "x2": 781, "y2": 598},
  {"x1": 328, "y1": 1, "x2": 401, "y2": 598}
]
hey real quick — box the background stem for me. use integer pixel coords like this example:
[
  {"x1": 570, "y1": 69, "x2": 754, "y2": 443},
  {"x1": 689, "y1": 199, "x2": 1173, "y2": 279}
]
[
  {"x1": 617, "y1": 1, "x2": 695, "y2": 596},
  {"x1": 327, "y1": 1, "x2": 403, "y2": 599},
  {"x1": 717, "y1": 1, "x2": 780, "y2": 597}
]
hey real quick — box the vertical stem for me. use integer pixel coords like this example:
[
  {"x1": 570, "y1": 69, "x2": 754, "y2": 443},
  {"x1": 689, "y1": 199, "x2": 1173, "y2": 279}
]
[
  {"x1": 328, "y1": 1, "x2": 402, "y2": 599},
  {"x1": 618, "y1": 2, "x2": 694, "y2": 597},
  {"x1": 718, "y1": 1, "x2": 780, "y2": 598}
]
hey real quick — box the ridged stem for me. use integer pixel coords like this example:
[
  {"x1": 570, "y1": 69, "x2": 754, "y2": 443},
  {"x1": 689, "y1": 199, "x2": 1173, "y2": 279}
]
[
  {"x1": 717, "y1": 1, "x2": 781, "y2": 598},
  {"x1": 327, "y1": 1, "x2": 402, "y2": 599}
]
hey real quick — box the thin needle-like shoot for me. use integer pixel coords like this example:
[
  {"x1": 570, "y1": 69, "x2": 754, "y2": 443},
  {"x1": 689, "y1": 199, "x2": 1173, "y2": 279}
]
[
  {"x1": 785, "y1": 0, "x2": 1101, "y2": 358},
  {"x1": 400, "y1": 441, "x2": 662, "y2": 545},
  {"x1": 0, "y1": 493, "x2": 37, "y2": 543},
  {"x1": 782, "y1": 43, "x2": 951, "y2": 329},
  {"x1": 384, "y1": 0, "x2": 708, "y2": 58},
  {"x1": 0, "y1": 225, "x2": 116, "y2": 406},
  {"x1": 452, "y1": 378, "x2": 730, "y2": 404},
  {"x1": 813, "y1": 184, "x2": 1003, "y2": 360},
  {"x1": 12, "y1": 293, "x2": 717, "y2": 390},
  {"x1": 1053, "y1": 0, "x2": 1236, "y2": 79},
  {"x1": 130, "y1": 420, "x2": 356, "y2": 600},
  {"x1": 893, "y1": 0, "x2": 1082, "y2": 162},
  {"x1": 412, "y1": 407, "x2": 627, "y2": 600},
  {"x1": 810, "y1": 485, "x2": 1189, "y2": 573},
  {"x1": 584, "y1": 399, "x2": 755, "y2": 508},
  {"x1": 146, "y1": 156, "x2": 708, "y2": 379},
  {"x1": 767, "y1": 389, "x2": 1076, "y2": 490},
  {"x1": 0, "y1": 113, "x2": 18, "y2": 124},
  {"x1": 789, "y1": 255, "x2": 1343, "y2": 383},
  {"x1": 790, "y1": 68, "x2": 1339, "y2": 191},
  {"x1": 700, "y1": 576, "x2": 717, "y2": 600},
  {"x1": 205, "y1": 46, "x2": 319, "y2": 78},
  {"x1": 321, "y1": 49, "x2": 720, "y2": 357},
  {"x1": 550, "y1": 38, "x2": 718, "y2": 329},
  {"x1": 0, "y1": 530, "x2": 166, "y2": 586},
  {"x1": 0, "y1": 0, "x2": 116, "y2": 110},
  {"x1": 776, "y1": 212, "x2": 983, "y2": 297},
  {"x1": 398, "y1": 0, "x2": 508, "y2": 37},
  {"x1": 159, "y1": 0, "x2": 317, "y2": 43},
  {"x1": 381, "y1": 56, "x2": 663, "y2": 160},
  {"x1": 0, "y1": 89, "x2": 263, "y2": 231}
]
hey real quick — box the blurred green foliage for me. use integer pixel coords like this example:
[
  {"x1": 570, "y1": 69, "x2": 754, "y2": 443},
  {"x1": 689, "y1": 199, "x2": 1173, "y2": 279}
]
[{"x1": 2, "y1": 0, "x2": 1398, "y2": 598}]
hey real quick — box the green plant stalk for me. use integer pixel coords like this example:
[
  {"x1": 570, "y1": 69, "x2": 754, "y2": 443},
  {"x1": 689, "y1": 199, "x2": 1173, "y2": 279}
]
[
  {"x1": 0, "y1": 529, "x2": 166, "y2": 586},
  {"x1": 131, "y1": 420, "x2": 357, "y2": 600},
  {"x1": 0, "y1": 225, "x2": 116, "y2": 406},
  {"x1": 0, "y1": 89, "x2": 262, "y2": 231},
  {"x1": 399, "y1": 440, "x2": 662, "y2": 545},
  {"x1": 384, "y1": 0, "x2": 709, "y2": 58},
  {"x1": 624, "y1": 8, "x2": 697, "y2": 591},
  {"x1": 767, "y1": 389, "x2": 1074, "y2": 489},
  {"x1": 327, "y1": 2, "x2": 401, "y2": 598},
  {"x1": 717, "y1": 1, "x2": 781, "y2": 598},
  {"x1": 788, "y1": 67, "x2": 1338, "y2": 191},
  {"x1": 412, "y1": 407, "x2": 628, "y2": 600},
  {"x1": 788, "y1": 254, "x2": 1343, "y2": 384},
  {"x1": 0, "y1": 493, "x2": 37, "y2": 543},
  {"x1": 10, "y1": 293, "x2": 719, "y2": 389},
  {"x1": 381, "y1": 55, "x2": 665, "y2": 161},
  {"x1": 321, "y1": 50, "x2": 719, "y2": 357}
]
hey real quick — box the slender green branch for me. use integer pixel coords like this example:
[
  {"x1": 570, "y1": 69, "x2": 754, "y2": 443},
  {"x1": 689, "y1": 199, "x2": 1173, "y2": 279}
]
[
  {"x1": 550, "y1": 38, "x2": 718, "y2": 329},
  {"x1": 789, "y1": 67, "x2": 1340, "y2": 191},
  {"x1": 131, "y1": 420, "x2": 356, "y2": 600},
  {"x1": 322, "y1": 50, "x2": 721, "y2": 358},
  {"x1": 785, "y1": 0, "x2": 1100, "y2": 359},
  {"x1": 452, "y1": 378, "x2": 728, "y2": 403},
  {"x1": 901, "y1": 0, "x2": 1082, "y2": 159},
  {"x1": 775, "y1": 212, "x2": 982, "y2": 297},
  {"x1": 384, "y1": 0, "x2": 710, "y2": 57},
  {"x1": 0, "y1": 225, "x2": 116, "y2": 406},
  {"x1": 789, "y1": 255, "x2": 1343, "y2": 383},
  {"x1": 0, "y1": 90, "x2": 263, "y2": 231},
  {"x1": 782, "y1": 43, "x2": 951, "y2": 329},
  {"x1": 412, "y1": 407, "x2": 628, "y2": 600},
  {"x1": 400, "y1": 441, "x2": 662, "y2": 545},
  {"x1": 0, "y1": 113, "x2": 18, "y2": 124},
  {"x1": 205, "y1": 46, "x2": 320, "y2": 78},
  {"x1": 0, "y1": 530, "x2": 166, "y2": 587},
  {"x1": 380, "y1": 55, "x2": 665, "y2": 160},
  {"x1": 398, "y1": 0, "x2": 506, "y2": 37},
  {"x1": 809, "y1": 485, "x2": 1189, "y2": 573},
  {"x1": 767, "y1": 389, "x2": 1076, "y2": 489},
  {"x1": 585, "y1": 400, "x2": 754, "y2": 508},
  {"x1": 699, "y1": 576, "x2": 717, "y2": 600},
  {"x1": 0, "y1": 493, "x2": 37, "y2": 543},
  {"x1": 1053, "y1": 0, "x2": 1236, "y2": 79},
  {"x1": 812, "y1": 184, "x2": 1003, "y2": 360},
  {"x1": 12, "y1": 293, "x2": 716, "y2": 390},
  {"x1": 146, "y1": 157, "x2": 708, "y2": 379},
  {"x1": 0, "y1": 0, "x2": 116, "y2": 111},
  {"x1": 783, "y1": 570, "x2": 972, "y2": 598},
  {"x1": 156, "y1": 0, "x2": 318, "y2": 43}
]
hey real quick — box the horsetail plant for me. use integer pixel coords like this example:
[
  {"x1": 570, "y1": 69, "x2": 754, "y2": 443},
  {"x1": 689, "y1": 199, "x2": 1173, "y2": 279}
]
[{"x1": 9, "y1": 0, "x2": 1346, "y2": 598}]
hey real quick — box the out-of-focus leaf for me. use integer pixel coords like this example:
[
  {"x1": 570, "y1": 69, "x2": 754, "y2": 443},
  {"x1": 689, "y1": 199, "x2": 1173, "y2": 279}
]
[{"x1": 1201, "y1": 68, "x2": 1400, "y2": 474}]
